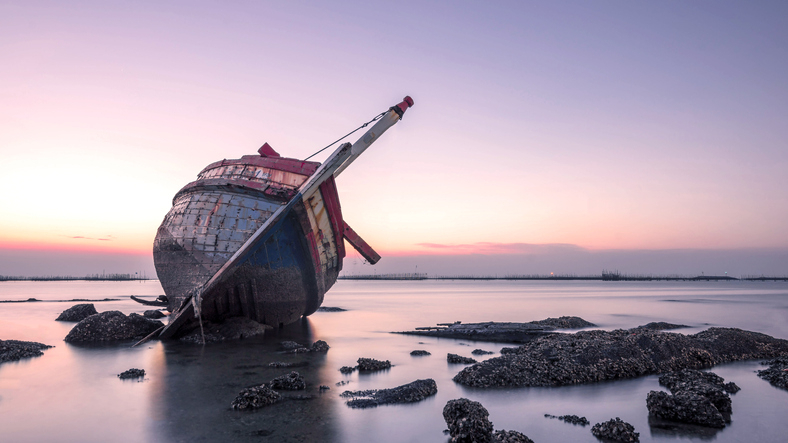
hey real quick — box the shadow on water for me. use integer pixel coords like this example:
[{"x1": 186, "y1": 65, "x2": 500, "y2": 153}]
[
  {"x1": 648, "y1": 415, "x2": 722, "y2": 440},
  {"x1": 152, "y1": 318, "x2": 340, "y2": 443}
]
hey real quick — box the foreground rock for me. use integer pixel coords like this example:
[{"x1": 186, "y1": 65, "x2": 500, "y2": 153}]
[
  {"x1": 658, "y1": 369, "x2": 738, "y2": 413},
  {"x1": 118, "y1": 368, "x2": 145, "y2": 379},
  {"x1": 454, "y1": 326, "x2": 788, "y2": 387},
  {"x1": 179, "y1": 317, "x2": 270, "y2": 343},
  {"x1": 56, "y1": 304, "x2": 97, "y2": 322},
  {"x1": 65, "y1": 311, "x2": 163, "y2": 343},
  {"x1": 448, "y1": 353, "x2": 477, "y2": 364},
  {"x1": 395, "y1": 316, "x2": 595, "y2": 343},
  {"x1": 268, "y1": 371, "x2": 306, "y2": 390},
  {"x1": 0, "y1": 339, "x2": 52, "y2": 363},
  {"x1": 443, "y1": 398, "x2": 534, "y2": 442},
  {"x1": 647, "y1": 369, "x2": 739, "y2": 428},
  {"x1": 231, "y1": 385, "x2": 281, "y2": 410},
  {"x1": 591, "y1": 417, "x2": 639, "y2": 442},
  {"x1": 341, "y1": 379, "x2": 437, "y2": 408},
  {"x1": 757, "y1": 356, "x2": 788, "y2": 390}
]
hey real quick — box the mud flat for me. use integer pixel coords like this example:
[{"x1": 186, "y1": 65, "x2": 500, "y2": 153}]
[
  {"x1": 454, "y1": 326, "x2": 788, "y2": 388},
  {"x1": 393, "y1": 316, "x2": 595, "y2": 343}
]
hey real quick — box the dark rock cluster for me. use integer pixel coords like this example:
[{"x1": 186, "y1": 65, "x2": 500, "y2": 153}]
[
  {"x1": 118, "y1": 368, "x2": 145, "y2": 379},
  {"x1": 472, "y1": 349, "x2": 494, "y2": 355},
  {"x1": 143, "y1": 310, "x2": 166, "y2": 319},
  {"x1": 268, "y1": 371, "x2": 305, "y2": 391},
  {"x1": 339, "y1": 366, "x2": 356, "y2": 374},
  {"x1": 231, "y1": 384, "x2": 281, "y2": 410},
  {"x1": 316, "y1": 306, "x2": 347, "y2": 312},
  {"x1": 278, "y1": 340, "x2": 329, "y2": 353},
  {"x1": 443, "y1": 398, "x2": 534, "y2": 443},
  {"x1": 646, "y1": 369, "x2": 740, "y2": 428},
  {"x1": 591, "y1": 417, "x2": 639, "y2": 442},
  {"x1": 454, "y1": 326, "x2": 788, "y2": 387},
  {"x1": 634, "y1": 322, "x2": 689, "y2": 331},
  {"x1": 65, "y1": 311, "x2": 163, "y2": 343},
  {"x1": 55, "y1": 304, "x2": 97, "y2": 322},
  {"x1": 757, "y1": 356, "x2": 788, "y2": 390},
  {"x1": 0, "y1": 339, "x2": 52, "y2": 363},
  {"x1": 530, "y1": 316, "x2": 596, "y2": 329},
  {"x1": 544, "y1": 414, "x2": 589, "y2": 426},
  {"x1": 448, "y1": 353, "x2": 477, "y2": 364},
  {"x1": 411, "y1": 350, "x2": 431, "y2": 356},
  {"x1": 357, "y1": 358, "x2": 391, "y2": 372},
  {"x1": 310, "y1": 340, "x2": 330, "y2": 353},
  {"x1": 340, "y1": 379, "x2": 437, "y2": 409}
]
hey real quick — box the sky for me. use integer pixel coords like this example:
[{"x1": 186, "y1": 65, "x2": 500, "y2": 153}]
[{"x1": 2, "y1": 1, "x2": 788, "y2": 277}]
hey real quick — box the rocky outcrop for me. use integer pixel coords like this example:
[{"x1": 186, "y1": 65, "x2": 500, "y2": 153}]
[
  {"x1": 340, "y1": 379, "x2": 437, "y2": 408},
  {"x1": 316, "y1": 306, "x2": 346, "y2": 312},
  {"x1": 646, "y1": 391, "x2": 725, "y2": 428},
  {"x1": 658, "y1": 369, "x2": 739, "y2": 414},
  {"x1": 55, "y1": 304, "x2": 97, "y2": 322},
  {"x1": 472, "y1": 349, "x2": 494, "y2": 355},
  {"x1": 757, "y1": 356, "x2": 788, "y2": 390},
  {"x1": 448, "y1": 353, "x2": 477, "y2": 364},
  {"x1": 591, "y1": 417, "x2": 639, "y2": 442},
  {"x1": 411, "y1": 350, "x2": 431, "y2": 356},
  {"x1": 179, "y1": 317, "x2": 270, "y2": 343},
  {"x1": 357, "y1": 358, "x2": 391, "y2": 372},
  {"x1": 118, "y1": 368, "x2": 145, "y2": 379},
  {"x1": 545, "y1": 414, "x2": 589, "y2": 426},
  {"x1": 453, "y1": 326, "x2": 788, "y2": 388},
  {"x1": 231, "y1": 385, "x2": 281, "y2": 410},
  {"x1": 0, "y1": 339, "x2": 52, "y2": 363},
  {"x1": 310, "y1": 340, "x2": 330, "y2": 352},
  {"x1": 395, "y1": 317, "x2": 595, "y2": 343},
  {"x1": 268, "y1": 371, "x2": 305, "y2": 391},
  {"x1": 65, "y1": 311, "x2": 163, "y2": 343}
]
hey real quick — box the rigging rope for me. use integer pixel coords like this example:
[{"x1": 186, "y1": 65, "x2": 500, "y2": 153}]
[{"x1": 303, "y1": 111, "x2": 387, "y2": 161}]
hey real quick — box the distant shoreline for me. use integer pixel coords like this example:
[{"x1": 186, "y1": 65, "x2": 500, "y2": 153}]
[
  {"x1": 0, "y1": 275, "x2": 155, "y2": 282},
  {"x1": 339, "y1": 273, "x2": 788, "y2": 282}
]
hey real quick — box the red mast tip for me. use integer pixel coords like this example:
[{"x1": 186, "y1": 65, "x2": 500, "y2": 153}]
[{"x1": 403, "y1": 96, "x2": 414, "y2": 107}]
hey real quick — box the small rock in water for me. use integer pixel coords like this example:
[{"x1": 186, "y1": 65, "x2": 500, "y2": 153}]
[
  {"x1": 339, "y1": 366, "x2": 357, "y2": 374},
  {"x1": 0, "y1": 339, "x2": 53, "y2": 363},
  {"x1": 757, "y1": 357, "x2": 788, "y2": 390},
  {"x1": 658, "y1": 369, "x2": 738, "y2": 415},
  {"x1": 319, "y1": 385, "x2": 330, "y2": 391},
  {"x1": 336, "y1": 380, "x2": 349, "y2": 386},
  {"x1": 472, "y1": 349, "x2": 494, "y2": 355},
  {"x1": 268, "y1": 371, "x2": 306, "y2": 390},
  {"x1": 443, "y1": 398, "x2": 494, "y2": 442},
  {"x1": 646, "y1": 391, "x2": 725, "y2": 428},
  {"x1": 118, "y1": 368, "x2": 145, "y2": 379},
  {"x1": 591, "y1": 417, "x2": 639, "y2": 442},
  {"x1": 341, "y1": 379, "x2": 437, "y2": 408},
  {"x1": 635, "y1": 322, "x2": 689, "y2": 331},
  {"x1": 545, "y1": 414, "x2": 590, "y2": 426},
  {"x1": 55, "y1": 304, "x2": 97, "y2": 322},
  {"x1": 410, "y1": 350, "x2": 431, "y2": 356},
  {"x1": 357, "y1": 358, "x2": 391, "y2": 372},
  {"x1": 447, "y1": 353, "x2": 477, "y2": 364},
  {"x1": 143, "y1": 310, "x2": 166, "y2": 319},
  {"x1": 231, "y1": 385, "x2": 281, "y2": 410},
  {"x1": 65, "y1": 311, "x2": 163, "y2": 343},
  {"x1": 310, "y1": 340, "x2": 330, "y2": 352},
  {"x1": 530, "y1": 316, "x2": 596, "y2": 329},
  {"x1": 316, "y1": 306, "x2": 347, "y2": 312}
]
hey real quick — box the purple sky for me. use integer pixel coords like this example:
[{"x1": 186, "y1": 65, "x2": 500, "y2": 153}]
[{"x1": 2, "y1": 1, "x2": 787, "y2": 276}]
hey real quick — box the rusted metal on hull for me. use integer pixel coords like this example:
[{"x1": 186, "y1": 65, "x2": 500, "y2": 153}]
[{"x1": 156, "y1": 96, "x2": 414, "y2": 338}]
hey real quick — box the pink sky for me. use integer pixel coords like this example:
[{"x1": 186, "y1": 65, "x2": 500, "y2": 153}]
[{"x1": 2, "y1": 1, "x2": 787, "y2": 276}]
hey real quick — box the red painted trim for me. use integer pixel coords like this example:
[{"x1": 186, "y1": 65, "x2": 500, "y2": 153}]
[
  {"x1": 257, "y1": 142, "x2": 281, "y2": 157},
  {"x1": 343, "y1": 222, "x2": 381, "y2": 264},
  {"x1": 318, "y1": 176, "x2": 346, "y2": 260},
  {"x1": 200, "y1": 156, "x2": 320, "y2": 177}
]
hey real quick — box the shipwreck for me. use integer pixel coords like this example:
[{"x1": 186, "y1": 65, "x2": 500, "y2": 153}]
[{"x1": 153, "y1": 97, "x2": 414, "y2": 338}]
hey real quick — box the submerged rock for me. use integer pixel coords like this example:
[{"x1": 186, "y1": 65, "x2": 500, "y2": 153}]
[
  {"x1": 118, "y1": 368, "x2": 145, "y2": 379},
  {"x1": 757, "y1": 356, "x2": 788, "y2": 390},
  {"x1": 56, "y1": 304, "x2": 97, "y2": 322},
  {"x1": 443, "y1": 398, "x2": 494, "y2": 442},
  {"x1": 472, "y1": 349, "x2": 494, "y2": 355},
  {"x1": 545, "y1": 414, "x2": 590, "y2": 426},
  {"x1": 357, "y1": 358, "x2": 391, "y2": 372},
  {"x1": 341, "y1": 379, "x2": 437, "y2": 408},
  {"x1": 454, "y1": 326, "x2": 788, "y2": 388},
  {"x1": 448, "y1": 353, "x2": 477, "y2": 364},
  {"x1": 231, "y1": 385, "x2": 281, "y2": 410},
  {"x1": 396, "y1": 316, "x2": 595, "y2": 343},
  {"x1": 179, "y1": 317, "x2": 269, "y2": 343},
  {"x1": 268, "y1": 371, "x2": 306, "y2": 391},
  {"x1": 635, "y1": 322, "x2": 689, "y2": 331},
  {"x1": 591, "y1": 417, "x2": 639, "y2": 442},
  {"x1": 143, "y1": 310, "x2": 166, "y2": 319},
  {"x1": 65, "y1": 311, "x2": 163, "y2": 343},
  {"x1": 0, "y1": 339, "x2": 52, "y2": 363},
  {"x1": 411, "y1": 350, "x2": 431, "y2": 356},
  {"x1": 316, "y1": 306, "x2": 347, "y2": 312},
  {"x1": 339, "y1": 366, "x2": 357, "y2": 374},
  {"x1": 530, "y1": 316, "x2": 596, "y2": 329}
]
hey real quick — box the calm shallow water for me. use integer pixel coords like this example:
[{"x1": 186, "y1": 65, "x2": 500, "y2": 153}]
[{"x1": 1, "y1": 280, "x2": 787, "y2": 442}]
